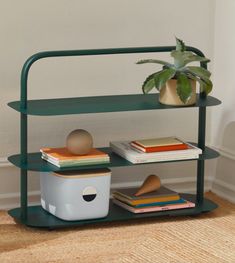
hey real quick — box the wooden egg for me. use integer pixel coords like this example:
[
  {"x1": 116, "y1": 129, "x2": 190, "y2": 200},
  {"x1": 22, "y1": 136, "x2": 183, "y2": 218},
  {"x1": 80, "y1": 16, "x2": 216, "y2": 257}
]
[{"x1": 66, "y1": 129, "x2": 93, "y2": 155}]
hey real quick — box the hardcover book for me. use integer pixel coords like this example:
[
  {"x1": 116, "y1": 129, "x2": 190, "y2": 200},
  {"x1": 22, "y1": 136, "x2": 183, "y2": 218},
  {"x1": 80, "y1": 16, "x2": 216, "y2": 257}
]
[
  {"x1": 113, "y1": 186, "x2": 178, "y2": 200},
  {"x1": 131, "y1": 142, "x2": 189, "y2": 153},
  {"x1": 132, "y1": 137, "x2": 184, "y2": 147},
  {"x1": 113, "y1": 198, "x2": 195, "y2": 214},
  {"x1": 112, "y1": 186, "x2": 181, "y2": 206},
  {"x1": 41, "y1": 155, "x2": 110, "y2": 168},
  {"x1": 40, "y1": 147, "x2": 108, "y2": 160},
  {"x1": 40, "y1": 147, "x2": 110, "y2": 167},
  {"x1": 113, "y1": 193, "x2": 180, "y2": 206},
  {"x1": 110, "y1": 141, "x2": 201, "y2": 164}
]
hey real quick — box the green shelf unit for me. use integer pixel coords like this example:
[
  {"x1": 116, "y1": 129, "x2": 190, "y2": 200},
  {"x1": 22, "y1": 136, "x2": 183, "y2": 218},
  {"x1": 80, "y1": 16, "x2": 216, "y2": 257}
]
[
  {"x1": 8, "y1": 94, "x2": 221, "y2": 116},
  {"x1": 8, "y1": 144, "x2": 219, "y2": 172},
  {"x1": 8, "y1": 194, "x2": 218, "y2": 229},
  {"x1": 7, "y1": 45, "x2": 221, "y2": 229}
]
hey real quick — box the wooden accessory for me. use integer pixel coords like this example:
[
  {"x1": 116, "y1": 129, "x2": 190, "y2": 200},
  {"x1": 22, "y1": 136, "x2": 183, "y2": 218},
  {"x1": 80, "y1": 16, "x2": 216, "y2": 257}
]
[
  {"x1": 66, "y1": 129, "x2": 93, "y2": 155},
  {"x1": 135, "y1": 174, "x2": 161, "y2": 196}
]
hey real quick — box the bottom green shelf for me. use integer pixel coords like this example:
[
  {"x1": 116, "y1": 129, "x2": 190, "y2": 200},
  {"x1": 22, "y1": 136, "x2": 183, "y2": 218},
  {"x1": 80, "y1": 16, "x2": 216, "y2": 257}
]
[{"x1": 8, "y1": 194, "x2": 218, "y2": 229}]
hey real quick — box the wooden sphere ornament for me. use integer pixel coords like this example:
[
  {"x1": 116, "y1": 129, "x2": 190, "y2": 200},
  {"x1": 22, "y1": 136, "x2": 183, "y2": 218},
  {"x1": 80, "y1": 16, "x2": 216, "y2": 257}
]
[
  {"x1": 135, "y1": 174, "x2": 161, "y2": 196},
  {"x1": 66, "y1": 129, "x2": 93, "y2": 155}
]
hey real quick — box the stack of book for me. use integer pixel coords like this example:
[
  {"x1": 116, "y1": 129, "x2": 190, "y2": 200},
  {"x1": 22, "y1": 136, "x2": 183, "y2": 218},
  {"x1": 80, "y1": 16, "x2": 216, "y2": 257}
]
[
  {"x1": 112, "y1": 186, "x2": 195, "y2": 214},
  {"x1": 40, "y1": 147, "x2": 110, "y2": 168},
  {"x1": 131, "y1": 137, "x2": 189, "y2": 153},
  {"x1": 110, "y1": 137, "x2": 202, "y2": 164}
]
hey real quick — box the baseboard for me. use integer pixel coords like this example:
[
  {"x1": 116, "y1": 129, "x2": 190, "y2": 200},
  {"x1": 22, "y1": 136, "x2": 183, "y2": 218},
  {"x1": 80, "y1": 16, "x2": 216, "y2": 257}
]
[
  {"x1": 208, "y1": 145, "x2": 235, "y2": 203},
  {"x1": 212, "y1": 178, "x2": 235, "y2": 203},
  {"x1": 0, "y1": 158, "x2": 12, "y2": 168},
  {"x1": 0, "y1": 191, "x2": 40, "y2": 210},
  {"x1": 111, "y1": 176, "x2": 212, "y2": 194},
  {"x1": 212, "y1": 145, "x2": 235, "y2": 161},
  {"x1": 0, "y1": 177, "x2": 212, "y2": 210}
]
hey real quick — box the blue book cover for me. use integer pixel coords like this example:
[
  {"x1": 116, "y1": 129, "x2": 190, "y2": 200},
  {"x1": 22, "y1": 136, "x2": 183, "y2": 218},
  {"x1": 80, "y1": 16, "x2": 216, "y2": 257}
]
[{"x1": 134, "y1": 198, "x2": 186, "y2": 208}]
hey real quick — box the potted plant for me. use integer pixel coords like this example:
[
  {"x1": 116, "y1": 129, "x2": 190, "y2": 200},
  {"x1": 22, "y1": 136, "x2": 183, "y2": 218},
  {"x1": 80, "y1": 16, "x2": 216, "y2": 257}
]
[{"x1": 137, "y1": 38, "x2": 213, "y2": 106}]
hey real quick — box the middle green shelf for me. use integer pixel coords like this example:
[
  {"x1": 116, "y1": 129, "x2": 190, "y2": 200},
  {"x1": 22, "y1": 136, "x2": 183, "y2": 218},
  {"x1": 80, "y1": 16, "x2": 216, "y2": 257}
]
[{"x1": 8, "y1": 144, "x2": 219, "y2": 172}]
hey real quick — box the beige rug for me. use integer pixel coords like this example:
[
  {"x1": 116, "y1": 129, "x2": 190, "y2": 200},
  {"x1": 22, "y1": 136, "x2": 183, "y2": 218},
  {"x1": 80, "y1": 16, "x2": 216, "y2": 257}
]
[{"x1": 0, "y1": 192, "x2": 234, "y2": 263}]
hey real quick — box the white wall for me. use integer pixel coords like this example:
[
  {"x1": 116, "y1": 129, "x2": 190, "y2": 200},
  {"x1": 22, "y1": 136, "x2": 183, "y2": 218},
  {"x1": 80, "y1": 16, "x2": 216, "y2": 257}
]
[
  {"x1": 0, "y1": 0, "x2": 216, "y2": 208},
  {"x1": 210, "y1": 0, "x2": 235, "y2": 202}
]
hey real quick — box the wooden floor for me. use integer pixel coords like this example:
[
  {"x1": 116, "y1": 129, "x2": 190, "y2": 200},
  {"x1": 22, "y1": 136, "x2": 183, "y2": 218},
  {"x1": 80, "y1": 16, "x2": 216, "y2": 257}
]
[{"x1": 0, "y1": 192, "x2": 234, "y2": 263}]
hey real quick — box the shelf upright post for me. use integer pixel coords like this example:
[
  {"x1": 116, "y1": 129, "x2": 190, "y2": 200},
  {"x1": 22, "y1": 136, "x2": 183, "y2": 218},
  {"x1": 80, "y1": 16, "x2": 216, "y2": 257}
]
[
  {"x1": 20, "y1": 59, "x2": 30, "y2": 221},
  {"x1": 196, "y1": 60, "x2": 208, "y2": 207},
  {"x1": 20, "y1": 114, "x2": 28, "y2": 220},
  {"x1": 197, "y1": 105, "x2": 206, "y2": 207}
]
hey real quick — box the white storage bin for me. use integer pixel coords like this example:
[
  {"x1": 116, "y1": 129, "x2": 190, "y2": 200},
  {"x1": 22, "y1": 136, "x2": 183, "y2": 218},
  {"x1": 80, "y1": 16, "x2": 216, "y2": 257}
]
[{"x1": 40, "y1": 168, "x2": 111, "y2": 221}]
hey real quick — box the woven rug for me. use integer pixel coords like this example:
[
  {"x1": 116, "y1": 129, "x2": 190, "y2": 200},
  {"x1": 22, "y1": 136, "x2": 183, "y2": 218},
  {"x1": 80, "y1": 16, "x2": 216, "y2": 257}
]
[{"x1": 0, "y1": 192, "x2": 234, "y2": 263}]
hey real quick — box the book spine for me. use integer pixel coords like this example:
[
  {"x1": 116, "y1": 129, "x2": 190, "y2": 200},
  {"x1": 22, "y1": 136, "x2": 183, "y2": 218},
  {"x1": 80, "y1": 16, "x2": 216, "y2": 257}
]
[
  {"x1": 40, "y1": 149, "x2": 109, "y2": 161},
  {"x1": 135, "y1": 198, "x2": 186, "y2": 208},
  {"x1": 111, "y1": 145, "x2": 137, "y2": 163},
  {"x1": 41, "y1": 156, "x2": 110, "y2": 167},
  {"x1": 134, "y1": 154, "x2": 199, "y2": 163},
  {"x1": 134, "y1": 202, "x2": 195, "y2": 213},
  {"x1": 131, "y1": 146, "x2": 202, "y2": 157},
  {"x1": 42, "y1": 154, "x2": 110, "y2": 164}
]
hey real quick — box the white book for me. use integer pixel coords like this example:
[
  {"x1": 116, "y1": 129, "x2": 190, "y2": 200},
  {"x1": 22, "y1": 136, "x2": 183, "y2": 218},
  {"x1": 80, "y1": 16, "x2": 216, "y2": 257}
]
[{"x1": 110, "y1": 141, "x2": 202, "y2": 164}]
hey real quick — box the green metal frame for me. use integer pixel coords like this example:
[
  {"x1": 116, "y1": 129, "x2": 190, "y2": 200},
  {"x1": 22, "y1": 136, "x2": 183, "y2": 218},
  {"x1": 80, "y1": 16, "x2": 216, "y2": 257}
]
[{"x1": 19, "y1": 45, "x2": 208, "y2": 221}]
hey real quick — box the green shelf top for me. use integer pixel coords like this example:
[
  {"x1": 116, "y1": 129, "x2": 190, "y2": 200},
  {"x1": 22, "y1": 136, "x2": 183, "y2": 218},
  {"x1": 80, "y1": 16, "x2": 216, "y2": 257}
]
[
  {"x1": 8, "y1": 194, "x2": 218, "y2": 229},
  {"x1": 8, "y1": 144, "x2": 219, "y2": 172},
  {"x1": 8, "y1": 94, "x2": 221, "y2": 116}
]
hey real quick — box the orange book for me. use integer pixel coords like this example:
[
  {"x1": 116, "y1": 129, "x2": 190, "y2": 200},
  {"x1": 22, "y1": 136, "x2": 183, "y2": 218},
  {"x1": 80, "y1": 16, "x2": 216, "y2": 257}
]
[
  {"x1": 131, "y1": 142, "x2": 189, "y2": 153},
  {"x1": 40, "y1": 147, "x2": 108, "y2": 161}
]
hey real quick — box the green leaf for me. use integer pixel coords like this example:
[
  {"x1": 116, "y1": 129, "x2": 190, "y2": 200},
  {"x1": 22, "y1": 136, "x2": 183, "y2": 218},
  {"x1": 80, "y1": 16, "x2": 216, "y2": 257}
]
[
  {"x1": 136, "y1": 59, "x2": 172, "y2": 67},
  {"x1": 142, "y1": 73, "x2": 156, "y2": 94},
  {"x1": 186, "y1": 66, "x2": 211, "y2": 78},
  {"x1": 176, "y1": 37, "x2": 186, "y2": 52},
  {"x1": 200, "y1": 77, "x2": 213, "y2": 94},
  {"x1": 176, "y1": 73, "x2": 192, "y2": 103},
  {"x1": 185, "y1": 72, "x2": 204, "y2": 85},
  {"x1": 154, "y1": 68, "x2": 176, "y2": 91},
  {"x1": 171, "y1": 50, "x2": 193, "y2": 68},
  {"x1": 185, "y1": 72, "x2": 213, "y2": 95},
  {"x1": 171, "y1": 51, "x2": 210, "y2": 68},
  {"x1": 184, "y1": 55, "x2": 210, "y2": 65},
  {"x1": 186, "y1": 66, "x2": 213, "y2": 94},
  {"x1": 171, "y1": 50, "x2": 184, "y2": 68}
]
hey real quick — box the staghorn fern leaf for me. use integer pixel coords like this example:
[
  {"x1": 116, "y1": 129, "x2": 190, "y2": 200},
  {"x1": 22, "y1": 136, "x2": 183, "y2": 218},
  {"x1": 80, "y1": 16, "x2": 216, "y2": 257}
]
[
  {"x1": 154, "y1": 68, "x2": 176, "y2": 91},
  {"x1": 185, "y1": 71, "x2": 213, "y2": 95},
  {"x1": 142, "y1": 72, "x2": 157, "y2": 94},
  {"x1": 136, "y1": 59, "x2": 172, "y2": 67},
  {"x1": 171, "y1": 51, "x2": 210, "y2": 68},
  {"x1": 176, "y1": 37, "x2": 186, "y2": 52},
  {"x1": 186, "y1": 66, "x2": 211, "y2": 78},
  {"x1": 184, "y1": 55, "x2": 210, "y2": 65},
  {"x1": 200, "y1": 77, "x2": 213, "y2": 94},
  {"x1": 176, "y1": 73, "x2": 192, "y2": 103}
]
